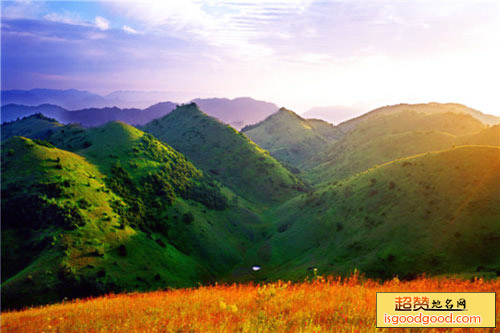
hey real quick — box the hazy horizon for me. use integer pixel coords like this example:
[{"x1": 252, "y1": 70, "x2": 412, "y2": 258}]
[{"x1": 2, "y1": 0, "x2": 499, "y2": 116}]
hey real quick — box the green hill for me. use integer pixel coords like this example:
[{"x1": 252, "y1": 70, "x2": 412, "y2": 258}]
[
  {"x1": 303, "y1": 111, "x2": 488, "y2": 184},
  {"x1": 234, "y1": 146, "x2": 500, "y2": 281},
  {"x1": 2, "y1": 104, "x2": 499, "y2": 310},
  {"x1": 1, "y1": 122, "x2": 271, "y2": 309},
  {"x1": 1, "y1": 113, "x2": 63, "y2": 141},
  {"x1": 242, "y1": 108, "x2": 343, "y2": 167},
  {"x1": 142, "y1": 103, "x2": 306, "y2": 203},
  {"x1": 338, "y1": 102, "x2": 499, "y2": 132},
  {"x1": 1, "y1": 137, "x2": 212, "y2": 308}
]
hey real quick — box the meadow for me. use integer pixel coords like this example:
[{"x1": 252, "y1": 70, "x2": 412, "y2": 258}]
[{"x1": 2, "y1": 274, "x2": 499, "y2": 332}]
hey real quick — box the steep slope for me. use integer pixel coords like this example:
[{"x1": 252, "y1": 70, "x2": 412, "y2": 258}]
[
  {"x1": 304, "y1": 111, "x2": 487, "y2": 183},
  {"x1": 235, "y1": 146, "x2": 500, "y2": 281},
  {"x1": 142, "y1": 103, "x2": 306, "y2": 203},
  {"x1": 191, "y1": 97, "x2": 278, "y2": 130},
  {"x1": 47, "y1": 121, "x2": 257, "y2": 270},
  {"x1": 1, "y1": 137, "x2": 210, "y2": 308},
  {"x1": 1, "y1": 113, "x2": 63, "y2": 141},
  {"x1": 242, "y1": 108, "x2": 343, "y2": 167},
  {"x1": 1, "y1": 121, "x2": 269, "y2": 309}
]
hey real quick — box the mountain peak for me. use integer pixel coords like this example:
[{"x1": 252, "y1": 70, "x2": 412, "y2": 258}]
[{"x1": 242, "y1": 107, "x2": 343, "y2": 166}]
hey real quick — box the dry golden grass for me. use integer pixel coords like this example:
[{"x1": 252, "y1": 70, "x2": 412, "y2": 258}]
[{"x1": 2, "y1": 275, "x2": 499, "y2": 332}]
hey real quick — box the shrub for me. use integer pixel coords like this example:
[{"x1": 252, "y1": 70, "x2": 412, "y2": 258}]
[
  {"x1": 33, "y1": 139, "x2": 55, "y2": 148},
  {"x1": 182, "y1": 212, "x2": 195, "y2": 224},
  {"x1": 77, "y1": 198, "x2": 91, "y2": 210},
  {"x1": 117, "y1": 245, "x2": 127, "y2": 256}
]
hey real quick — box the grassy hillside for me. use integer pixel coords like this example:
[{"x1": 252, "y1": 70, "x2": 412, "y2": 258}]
[
  {"x1": 304, "y1": 111, "x2": 489, "y2": 184},
  {"x1": 1, "y1": 113, "x2": 63, "y2": 141},
  {"x1": 2, "y1": 105, "x2": 499, "y2": 312},
  {"x1": 1, "y1": 122, "x2": 272, "y2": 309},
  {"x1": 458, "y1": 124, "x2": 500, "y2": 146},
  {"x1": 142, "y1": 103, "x2": 306, "y2": 204},
  {"x1": 47, "y1": 121, "x2": 272, "y2": 273},
  {"x1": 234, "y1": 146, "x2": 500, "y2": 281},
  {"x1": 1, "y1": 137, "x2": 211, "y2": 308},
  {"x1": 242, "y1": 108, "x2": 342, "y2": 167}
]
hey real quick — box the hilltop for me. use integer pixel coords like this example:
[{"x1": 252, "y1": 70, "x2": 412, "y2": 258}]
[
  {"x1": 142, "y1": 103, "x2": 306, "y2": 204},
  {"x1": 242, "y1": 108, "x2": 342, "y2": 167},
  {"x1": 303, "y1": 111, "x2": 491, "y2": 183},
  {"x1": 1, "y1": 113, "x2": 63, "y2": 141},
  {"x1": 1, "y1": 121, "x2": 271, "y2": 309},
  {"x1": 338, "y1": 102, "x2": 499, "y2": 133}
]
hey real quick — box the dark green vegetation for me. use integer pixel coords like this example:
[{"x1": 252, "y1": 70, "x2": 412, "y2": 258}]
[{"x1": 2, "y1": 102, "x2": 500, "y2": 310}]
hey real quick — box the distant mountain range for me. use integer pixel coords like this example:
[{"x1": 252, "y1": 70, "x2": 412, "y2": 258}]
[
  {"x1": 1, "y1": 89, "x2": 180, "y2": 110},
  {"x1": 1, "y1": 103, "x2": 177, "y2": 127},
  {"x1": 192, "y1": 97, "x2": 279, "y2": 130},
  {"x1": 1, "y1": 90, "x2": 280, "y2": 128}
]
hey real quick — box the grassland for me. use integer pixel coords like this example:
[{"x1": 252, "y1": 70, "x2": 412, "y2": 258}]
[
  {"x1": 2, "y1": 274, "x2": 499, "y2": 332},
  {"x1": 303, "y1": 111, "x2": 496, "y2": 184}
]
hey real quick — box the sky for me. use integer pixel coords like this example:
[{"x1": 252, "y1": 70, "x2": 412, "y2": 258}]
[{"x1": 1, "y1": 0, "x2": 500, "y2": 115}]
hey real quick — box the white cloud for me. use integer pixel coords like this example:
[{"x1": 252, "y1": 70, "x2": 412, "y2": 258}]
[
  {"x1": 2, "y1": 0, "x2": 44, "y2": 18},
  {"x1": 106, "y1": 0, "x2": 313, "y2": 58},
  {"x1": 122, "y1": 25, "x2": 139, "y2": 34},
  {"x1": 44, "y1": 11, "x2": 89, "y2": 26},
  {"x1": 94, "y1": 16, "x2": 109, "y2": 31}
]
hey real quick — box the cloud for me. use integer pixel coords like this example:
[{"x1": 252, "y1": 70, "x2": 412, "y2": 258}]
[
  {"x1": 1, "y1": 0, "x2": 44, "y2": 19},
  {"x1": 44, "y1": 11, "x2": 89, "y2": 26},
  {"x1": 105, "y1": 0, "x2": 313, "y2": 59},
  {"x1": 94, "y1": 16, "x2": 109, "y2": 31},
  {"x1": 122, "y1": 25, "x2": 139, "y2": 34}
]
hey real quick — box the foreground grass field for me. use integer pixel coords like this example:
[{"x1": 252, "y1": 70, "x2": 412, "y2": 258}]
[{"x1": 2, "y1": 275, "x2": 499, "y2": 332}]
